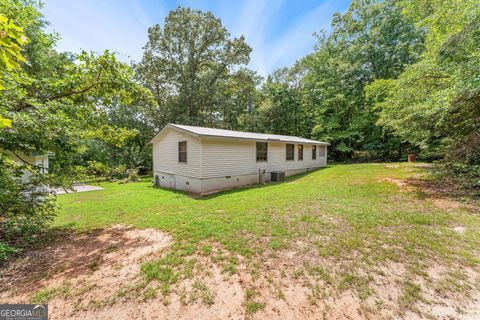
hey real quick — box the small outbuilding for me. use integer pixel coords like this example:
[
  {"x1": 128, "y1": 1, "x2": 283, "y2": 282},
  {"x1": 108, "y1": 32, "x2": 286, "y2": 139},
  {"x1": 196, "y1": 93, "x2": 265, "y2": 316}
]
[
  {"x1": 150, "y1": 124, "x2": 329, "y2": 194},
  {"x1": 2, "y1": 150, "x2": 49, "y2": 179}
]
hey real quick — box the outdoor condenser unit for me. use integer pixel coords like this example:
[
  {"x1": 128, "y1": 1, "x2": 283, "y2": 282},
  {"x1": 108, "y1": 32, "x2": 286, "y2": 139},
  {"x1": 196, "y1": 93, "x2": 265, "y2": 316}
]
[{"x1": 271, "y1": 171, "x2": 285, "y2": 182}]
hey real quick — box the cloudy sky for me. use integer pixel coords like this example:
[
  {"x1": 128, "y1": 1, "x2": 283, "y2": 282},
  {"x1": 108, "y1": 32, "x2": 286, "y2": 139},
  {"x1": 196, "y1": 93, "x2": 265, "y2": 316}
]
[{"x1": 41, "y1": 0, "x2": 350, "y2": 76}]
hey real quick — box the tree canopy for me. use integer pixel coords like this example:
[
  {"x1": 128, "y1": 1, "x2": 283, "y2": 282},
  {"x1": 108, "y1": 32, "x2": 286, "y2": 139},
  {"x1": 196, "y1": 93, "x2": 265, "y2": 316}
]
[
  {"x1": 1, "y1": 0, "x2": 478, "y2": 253},
  {"x1": 0, "y1": 0, "x2": 152, "y2": 242},
  {"x1": 367, "y1": 0, "x2": 479, "y2": 163},
  {"x1": 136, "y1": 7, "x2": 252, "y2": 128}
]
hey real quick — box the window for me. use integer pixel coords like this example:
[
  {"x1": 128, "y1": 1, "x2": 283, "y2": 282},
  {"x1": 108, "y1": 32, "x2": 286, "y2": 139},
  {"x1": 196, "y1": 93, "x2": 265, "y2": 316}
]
[
  {"x1": 312, "y1": 145, "x2": 317, "y2": 160},
  {"x1": 298, "y1": 144, "x2": 303, "y2": 160},
  {"x1": 286, "y1": 144, "x2": 294, "y2": 160},
  {"x1": 178, "y1": 141, "x2": 187, "y2": 162},
  {"x1": 256, "y1": 142, "x2": 268, "y2": 161},
  {"x1": 319, "y1": 145, "x2": 326, "y2": 157}
]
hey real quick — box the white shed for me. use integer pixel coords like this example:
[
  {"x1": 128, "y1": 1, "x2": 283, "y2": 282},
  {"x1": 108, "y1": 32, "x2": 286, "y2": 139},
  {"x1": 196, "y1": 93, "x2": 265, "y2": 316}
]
[
  {"x1": 2, "y1": 150, "x2": 49, "y2": 177},
  {"x1": 150, "y1": 124, "x2": 329, "y2": 194}
]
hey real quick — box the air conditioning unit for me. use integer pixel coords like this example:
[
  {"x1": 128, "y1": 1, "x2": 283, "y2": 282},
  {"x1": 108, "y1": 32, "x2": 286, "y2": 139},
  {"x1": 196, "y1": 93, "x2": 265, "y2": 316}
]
[{"x1": 271, "y1": 171, "x2": 285, "y2": 182}]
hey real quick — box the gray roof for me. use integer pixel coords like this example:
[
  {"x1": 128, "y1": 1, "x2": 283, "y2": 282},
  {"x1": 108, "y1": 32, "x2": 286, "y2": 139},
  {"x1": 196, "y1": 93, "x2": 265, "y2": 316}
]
[{"x1": 157, "y1": 123, "x2": 329, "y2": 145}]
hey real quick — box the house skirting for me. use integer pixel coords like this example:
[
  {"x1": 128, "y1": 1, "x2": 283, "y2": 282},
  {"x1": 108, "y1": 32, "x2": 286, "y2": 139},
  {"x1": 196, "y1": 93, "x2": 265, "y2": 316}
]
[{"x1": 154, "y1": 166, "x2": 324, "y2": 194}]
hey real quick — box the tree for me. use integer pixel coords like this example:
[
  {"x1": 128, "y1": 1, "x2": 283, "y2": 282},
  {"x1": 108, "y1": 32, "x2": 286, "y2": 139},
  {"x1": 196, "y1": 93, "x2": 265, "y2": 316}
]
[
  {"x1": 216, "y1": 68, "x2": 262, "y2": 130},
  {"x1": 80, "y1": 88, "x2": 157, "y2": 174},
  {"x1": 367, "y1": 0, "x2": 479, "y2": 171},
  {"x1": 136, "y1": 7, "x2": 251, "y2": 128},
  {"x1": 302, "y1": 0, "x2": 424, "y2": 160},
  {"x1": 0, "y1": 13, "x2": 28, "y2": 127},
  {"x1": 255, "y1": 66, "x2": 311, "y2": 138},
  {"x1": 0, "y1": 0, "x2": 151, "y2": 244},
  {"x1": 0, "y1": 14, "x2": 27, "y2": 72}
]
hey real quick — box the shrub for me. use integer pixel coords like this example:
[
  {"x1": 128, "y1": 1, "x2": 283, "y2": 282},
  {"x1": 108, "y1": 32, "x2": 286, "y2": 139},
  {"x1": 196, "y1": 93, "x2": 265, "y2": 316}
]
[
  {"x1": 0, "y1": 155, "x2": 57, "y2": 251},
  {"x1": 438, "y1": 163, "x2": 480, "y2": 190},
  {"x1": 441, "y1": 132, "x2": 480, "y2": 190},
  {"x1": 127, "y1": 168, "x2": 140, "y2": 182},
  {"x1": 85, "y1": 161, "x2": 127, "y2": 181},
  {"x1": 86, "y1": 160, "x2": 110, "y2": 177},
  {"x1": 0, "y1": 242, "x2": 17, "y2": 263},
  {"x1": 110, "y1": 164, "x2": 127, "y2": 180}
]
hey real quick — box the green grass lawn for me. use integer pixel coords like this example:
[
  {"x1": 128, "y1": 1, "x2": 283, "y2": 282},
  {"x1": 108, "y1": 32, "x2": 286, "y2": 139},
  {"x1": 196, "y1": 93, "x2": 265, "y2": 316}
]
[
  {"x1": 55, "y1": 163, "x2": 480, "y2": 313},
  {"x1": 56, "y1": 163, "x2": 478, "y2": 261}
]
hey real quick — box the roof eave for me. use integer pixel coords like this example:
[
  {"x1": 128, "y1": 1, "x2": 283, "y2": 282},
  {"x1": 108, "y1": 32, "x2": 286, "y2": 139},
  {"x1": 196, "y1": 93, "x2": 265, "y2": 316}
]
[
  {"x1": 197, "y1": 133, "x2": 329, "y2": 145},
  {"x1": 151, "y1": 123, "x2": 330, "y2": 146},
  {"x1": 149, "y1": 123, "x2": 200, "y2": 144}
]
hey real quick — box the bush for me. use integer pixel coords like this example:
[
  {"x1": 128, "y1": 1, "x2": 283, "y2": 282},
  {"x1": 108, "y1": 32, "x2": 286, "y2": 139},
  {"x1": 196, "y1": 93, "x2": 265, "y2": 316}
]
[
  {"x1": 85, "y1": 161, "x2": 127, "y2": 181},
  {"x1": 0, "y1": 178, "x2": 57, "y2": 241},
  {"x1": 0, "y1": 155, "x2": 57, "y2": 253},
  {"x1": 127, "y1": 168, "x2": 140, "y2": 182},
  {"x1": 0, "y1": 242, "x2": 17, "y2": 263},
  {"x1": 110, "y1": 164, "x2": 127, "y2": 180},
  {"x1": 442, "y1": 163, "x2": 480, "y2": 189}
]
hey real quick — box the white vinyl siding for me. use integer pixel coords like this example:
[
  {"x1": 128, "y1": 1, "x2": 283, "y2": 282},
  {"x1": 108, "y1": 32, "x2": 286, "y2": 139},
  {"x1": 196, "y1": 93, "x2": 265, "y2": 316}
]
[
  {"x1": 284, "y1": 144, "x2": 325, "y2": 171},
  {"x1": 201, "y1": 138, "x2": 259, "y2": 178},
  {"x1": 152, "y1": 128, "x2": 202, "y2": 178},
  {"x1": 200, "y1": 138, "x2": 326, "y2": 179},
  {"x1": 151, "y1": 128, "x2": 327, "y2": 193}
]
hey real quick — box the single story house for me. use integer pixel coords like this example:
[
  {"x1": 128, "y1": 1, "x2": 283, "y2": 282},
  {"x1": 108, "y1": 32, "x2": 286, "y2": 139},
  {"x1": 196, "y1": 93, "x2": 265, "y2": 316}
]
[{"x1": 150, "y1": 124, "x2": 329, "y2": 194}]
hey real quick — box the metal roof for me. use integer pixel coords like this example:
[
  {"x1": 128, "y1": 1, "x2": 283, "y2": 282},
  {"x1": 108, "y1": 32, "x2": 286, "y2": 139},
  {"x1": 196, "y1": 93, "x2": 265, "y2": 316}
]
[{"x1": 153, "y1": 123, "x2": 329, "y2": 145}]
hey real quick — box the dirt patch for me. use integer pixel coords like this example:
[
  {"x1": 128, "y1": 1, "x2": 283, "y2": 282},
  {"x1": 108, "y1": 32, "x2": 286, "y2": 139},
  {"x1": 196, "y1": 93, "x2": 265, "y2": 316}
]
[
  {"x1": 381, "y1": 176, "x2": 479, "y2": 213},
  {"x1": 431, "y1": 197, "x2": 462, "y2": 210},
  {"x1": 1, "y1": 226, "x2": 479, "y2": 319},
  {"x1": 0, "y1": 225, "x2": 172, "y2": 318},
  {"x1": 380, "y1": 178, "x2": 416, "y2": 192},
  {"x1": 407, "y1": 175, "x2": 480, "y2": 212}
]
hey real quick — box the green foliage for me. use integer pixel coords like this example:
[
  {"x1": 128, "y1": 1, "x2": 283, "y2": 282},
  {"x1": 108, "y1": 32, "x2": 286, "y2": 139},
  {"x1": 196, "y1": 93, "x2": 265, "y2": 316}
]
[
  {"x1": 301, "y1": 0, "x2": 424, "y2": 160},
  {"x1": 258, "y1": 67, "x2": 312, "y2": 138},
  {"x1": 368, "y1": 0, "x2": 479, "y2": 176},
  {"x1": 0, "y1": 241, "x2": 17, "y2": 262},
  {"x1": 127, "y1": 168, "x2": 140, "y2": 182},
  {"x1": 84, "y1": 160, "x2": 127, "y2": 181},
  {"x1": 136, "y1": 7, "x2": 253, "y2": 128},
  {"x1": 0, "y1": 14, "x2": 28, "y2": 72},
  {"x1": 78, "y1": 86, "x2": 157, "y2": 174},
  {"x1": 0, "y1": 0, "x2": 153, "y2": 250},
  {"x1": 0, "y1": 153, "x2": 57, "y2": 241},
  {"x1": 438, "y1": 163, "x2": 480, "y2": 190},
  {"x1": 0, "y1": 13, "x2": 27, "y2": 125},
  {"x1": 217, "y1": 68, "x2": 263, "y2": 131},
  {"x1": 0, "y1": 117, "x2": 11, "y2": 128}
]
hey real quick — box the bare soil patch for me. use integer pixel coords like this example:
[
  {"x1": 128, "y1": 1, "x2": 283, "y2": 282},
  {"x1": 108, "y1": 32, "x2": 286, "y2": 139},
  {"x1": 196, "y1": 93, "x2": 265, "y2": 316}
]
[
  {"x1": 0, "y1": 225, "x2": 172, "y2": 318},
  {"x1": 381, "y1": 177, "x2": 416, "y2": 192},
  {"x1": 1, "y1": 225, "x2": 479, "y2": 319},
  {"x1": 405, "y1": 166, "x2": 480, "y2": 210},
  {"x1": 381, "y1": 175, "x2": 479, "y2": 213}
]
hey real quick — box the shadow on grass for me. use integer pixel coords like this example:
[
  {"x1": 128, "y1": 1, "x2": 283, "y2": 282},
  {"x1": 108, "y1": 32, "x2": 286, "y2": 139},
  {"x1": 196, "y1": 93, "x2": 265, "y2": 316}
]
[
  {"x1": 395, "y1": 164, "x2": 480, "y2": 209},
  {"x1": 147, "y1": 166, "x2": 333, "y2": 200},
  {"x1": 0, "y1": 225, "x2": 167, "y2": 293}
]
